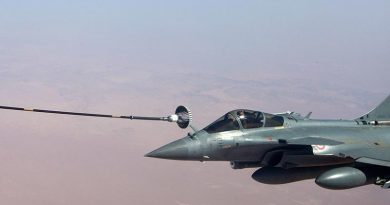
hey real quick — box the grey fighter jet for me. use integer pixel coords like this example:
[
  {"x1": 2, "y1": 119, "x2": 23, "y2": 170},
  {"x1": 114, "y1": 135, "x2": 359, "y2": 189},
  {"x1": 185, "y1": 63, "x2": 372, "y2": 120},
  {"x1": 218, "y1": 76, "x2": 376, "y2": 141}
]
[
  {"x1": 144, "y1": 95, "x2": 390, "y2": 190},
  {"x1": 2, "y1": 95, "x2": 390, "y2": 190}
]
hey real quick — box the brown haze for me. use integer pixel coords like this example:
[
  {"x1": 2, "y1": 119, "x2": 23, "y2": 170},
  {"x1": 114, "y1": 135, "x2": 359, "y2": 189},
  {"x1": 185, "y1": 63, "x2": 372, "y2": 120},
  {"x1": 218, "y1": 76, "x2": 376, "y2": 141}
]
[{"x1": 1, "y1": 1, "x2": 390, "y2": 204}]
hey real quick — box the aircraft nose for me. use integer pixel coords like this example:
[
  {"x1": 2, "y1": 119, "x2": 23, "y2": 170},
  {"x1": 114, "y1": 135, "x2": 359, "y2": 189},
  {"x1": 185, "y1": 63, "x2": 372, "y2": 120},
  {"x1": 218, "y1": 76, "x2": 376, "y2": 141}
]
[{"x1": 145, "y1": 138, "x2": 196, "y2": 160}]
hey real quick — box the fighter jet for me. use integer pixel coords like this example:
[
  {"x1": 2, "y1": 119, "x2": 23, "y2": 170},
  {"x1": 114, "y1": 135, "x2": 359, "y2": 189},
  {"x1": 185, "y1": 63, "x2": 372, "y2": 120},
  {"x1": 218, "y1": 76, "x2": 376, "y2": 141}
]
[{"x1": 1, "y1": 95, "x2": 390, "y2": 190}]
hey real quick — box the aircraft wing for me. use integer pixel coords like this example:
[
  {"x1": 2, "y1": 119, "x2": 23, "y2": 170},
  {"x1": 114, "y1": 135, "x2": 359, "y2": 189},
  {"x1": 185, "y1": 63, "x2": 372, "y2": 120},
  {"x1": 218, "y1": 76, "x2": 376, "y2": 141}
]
[
  {"x1": 283, "y1": 136, "x2": 390, "y2": 168},
  {"x1": 310, "y1": 143, "x2": 390, "y2": 168}
]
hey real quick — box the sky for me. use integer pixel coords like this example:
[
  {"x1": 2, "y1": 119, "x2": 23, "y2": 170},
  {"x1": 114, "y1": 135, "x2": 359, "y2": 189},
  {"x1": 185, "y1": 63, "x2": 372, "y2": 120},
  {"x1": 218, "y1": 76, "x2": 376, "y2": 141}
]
[{"x1": 0, "y1": 1, "x2": 390, "y2": 204}]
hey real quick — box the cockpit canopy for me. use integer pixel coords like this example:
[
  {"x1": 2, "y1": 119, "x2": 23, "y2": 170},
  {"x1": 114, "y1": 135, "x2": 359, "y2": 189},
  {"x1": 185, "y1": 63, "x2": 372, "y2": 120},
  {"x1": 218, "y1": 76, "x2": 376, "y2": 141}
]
[{"x1": 203, "y1": 109, "x2": 284, "y2": 134}]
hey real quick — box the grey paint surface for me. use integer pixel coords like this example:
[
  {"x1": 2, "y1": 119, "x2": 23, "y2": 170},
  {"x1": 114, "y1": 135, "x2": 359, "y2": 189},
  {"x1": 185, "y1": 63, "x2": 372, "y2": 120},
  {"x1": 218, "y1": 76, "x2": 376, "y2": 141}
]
[
  {"x1": 144, "y1": 96, "x2": 390, "y2": 190},
  {"x1": 149, "y1": 96, "x2": 390, "y2": 163}
]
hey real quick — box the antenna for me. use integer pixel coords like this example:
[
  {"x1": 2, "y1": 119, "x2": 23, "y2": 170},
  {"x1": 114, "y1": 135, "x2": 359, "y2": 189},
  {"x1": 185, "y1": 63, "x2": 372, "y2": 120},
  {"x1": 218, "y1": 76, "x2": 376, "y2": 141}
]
[{"x1": 0, "y1": 105, "x2": 192, "y2": 129}]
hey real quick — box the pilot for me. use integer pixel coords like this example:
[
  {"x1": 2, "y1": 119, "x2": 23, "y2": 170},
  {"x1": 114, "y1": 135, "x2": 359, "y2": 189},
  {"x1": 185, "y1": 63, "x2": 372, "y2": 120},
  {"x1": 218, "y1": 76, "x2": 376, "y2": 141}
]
[
  {"x1": 237, "y1": 110, "x2": 247, "y2": 128},
  {"x1": 220, "y1": 113, "x2": 237, "y2": 130},
  {"x1": 237, "y1": 110, "x2": 246, "y2": 120}
]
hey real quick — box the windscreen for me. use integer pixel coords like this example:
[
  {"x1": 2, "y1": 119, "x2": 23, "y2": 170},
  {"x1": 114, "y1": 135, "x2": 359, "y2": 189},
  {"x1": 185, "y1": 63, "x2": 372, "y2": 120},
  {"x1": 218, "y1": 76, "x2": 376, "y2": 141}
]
[{"x1": 204, "y1": 113, "x2": 239, "y2": 133}]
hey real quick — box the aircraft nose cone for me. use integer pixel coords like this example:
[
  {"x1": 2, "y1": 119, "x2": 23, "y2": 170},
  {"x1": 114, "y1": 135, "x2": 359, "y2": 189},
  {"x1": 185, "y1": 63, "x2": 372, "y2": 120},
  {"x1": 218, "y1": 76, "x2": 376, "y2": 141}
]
[{"x1": 145, "y1": 138, "x2": 191, "y2": 160}]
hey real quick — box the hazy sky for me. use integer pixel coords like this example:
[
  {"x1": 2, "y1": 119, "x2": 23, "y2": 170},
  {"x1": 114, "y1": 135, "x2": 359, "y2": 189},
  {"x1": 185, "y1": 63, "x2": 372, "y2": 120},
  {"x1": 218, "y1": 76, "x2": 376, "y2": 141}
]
[{"x1": 0, "y1": 1, "x2": 390, "y2": 205}]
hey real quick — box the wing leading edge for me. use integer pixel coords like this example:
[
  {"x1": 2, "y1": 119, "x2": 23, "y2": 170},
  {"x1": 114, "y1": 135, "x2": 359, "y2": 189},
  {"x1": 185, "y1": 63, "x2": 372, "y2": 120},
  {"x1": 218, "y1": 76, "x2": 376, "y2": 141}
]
[{"x1": 312, "y1": 144, "x2": 390, "y2": 168}]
